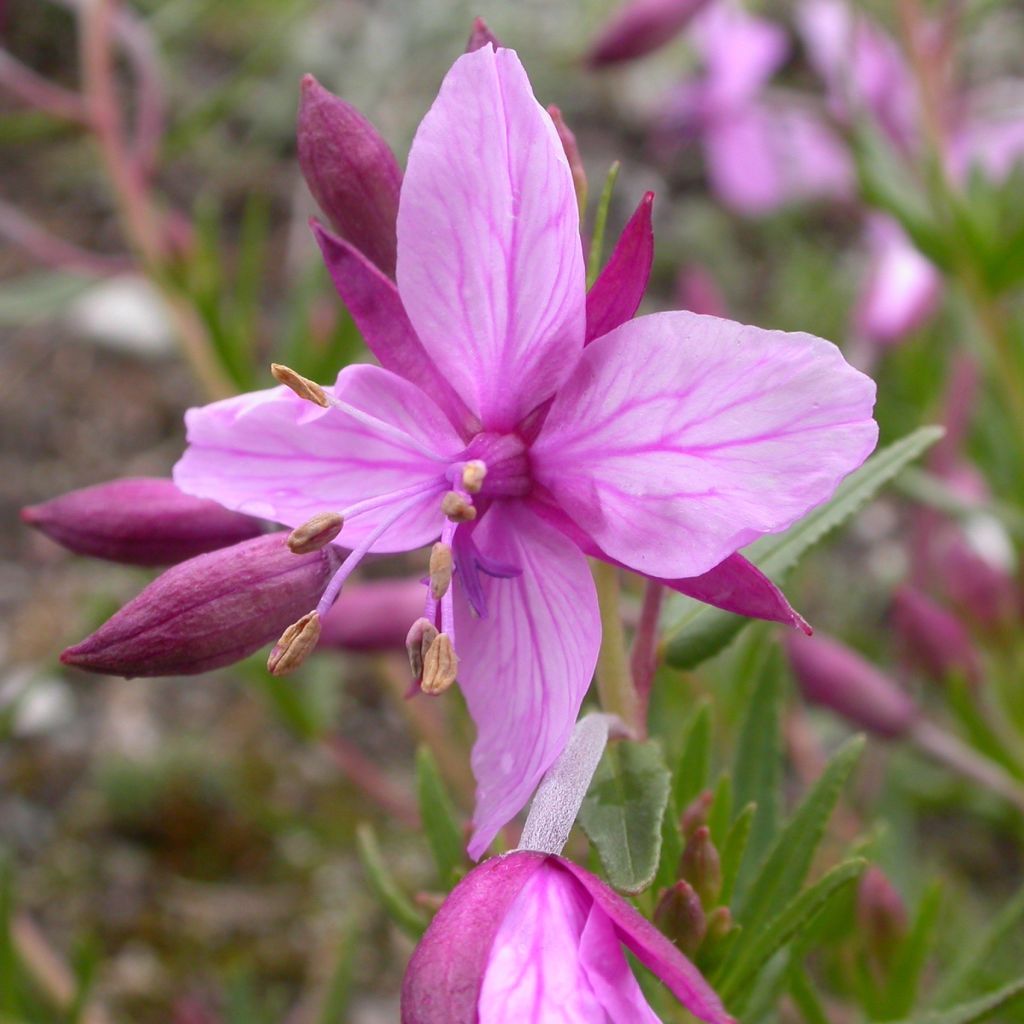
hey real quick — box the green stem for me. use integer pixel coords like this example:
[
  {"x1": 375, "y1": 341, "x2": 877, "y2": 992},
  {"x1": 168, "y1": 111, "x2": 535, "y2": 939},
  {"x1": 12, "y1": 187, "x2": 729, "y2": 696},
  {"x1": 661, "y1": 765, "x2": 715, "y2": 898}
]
[{"x1": 592, "y1": 560, "x2": 641, "y2": 735}]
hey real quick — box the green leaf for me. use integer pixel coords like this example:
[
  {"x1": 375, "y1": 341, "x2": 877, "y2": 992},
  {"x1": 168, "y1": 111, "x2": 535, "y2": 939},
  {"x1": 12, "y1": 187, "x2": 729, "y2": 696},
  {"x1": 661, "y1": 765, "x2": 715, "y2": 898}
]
[
  {"x1": 736, "y1": 736, "x2": 864, "y2": 931},
  {"x1": 732, "y1": 654, "x2": 783, "y2": 877},
  {"x1": 665, "y1": 426, "x2": 944, "y2": 669},
  {"x1": 355, "y1": 823, "x2": 428, "y2": 939},
  {"x1": 707, "y1": 774, "x2": 733, "y2": 848},
  {"x1": 673, "y1": 700, "x2": 712, "y2": 811},
  {"x1": 884, "y1": 977, "x2": 1024, "y2": 1024},
  {"x1": 720, "y1": 802, "x2": 756, "y2": 906},
  {"x1": 415, "y1": 746, "x2": 464, "y2": 887},
  {"x1": 578, "y1": 740, "x2": 671, "y2": 894},
  {"x1": 717, "y1": 859, "x2": 866, "y2": 1005},
  {"x1": 586, "y1": 162, "x2": 620, "y2": 289},
  {"x1": 654, "y1": 794, "x2": 684, "y2": 894},
  {"x1": 882, "y1": 881, "x2": 943, "y2": 1018}
]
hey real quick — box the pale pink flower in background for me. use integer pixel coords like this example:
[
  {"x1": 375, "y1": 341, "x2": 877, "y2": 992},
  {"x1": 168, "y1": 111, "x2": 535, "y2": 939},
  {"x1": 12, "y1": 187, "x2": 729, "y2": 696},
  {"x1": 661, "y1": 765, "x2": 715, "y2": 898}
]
[{"x1": 175, "y1": 45, "x2": 877, "y2": 858}]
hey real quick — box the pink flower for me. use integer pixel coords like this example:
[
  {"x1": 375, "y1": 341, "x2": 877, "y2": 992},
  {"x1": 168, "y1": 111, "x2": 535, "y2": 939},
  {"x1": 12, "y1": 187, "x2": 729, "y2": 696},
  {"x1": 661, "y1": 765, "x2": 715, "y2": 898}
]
[
  {"x1": 174, "y1": 45, "x2": 877, "y2": 857},
  {"x1": 586, "y1": 0, "x2": 712, "y2": 67},
  {"x1": 401, "y1": 851, "x2": 734, "y2": 1024}
]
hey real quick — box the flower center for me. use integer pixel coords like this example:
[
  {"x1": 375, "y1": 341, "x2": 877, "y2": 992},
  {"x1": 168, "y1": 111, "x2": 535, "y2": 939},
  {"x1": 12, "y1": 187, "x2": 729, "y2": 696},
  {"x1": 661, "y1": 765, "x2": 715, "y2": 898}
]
[{"x1": 459, "y1": 431, "x2": 532, "y2": 499}]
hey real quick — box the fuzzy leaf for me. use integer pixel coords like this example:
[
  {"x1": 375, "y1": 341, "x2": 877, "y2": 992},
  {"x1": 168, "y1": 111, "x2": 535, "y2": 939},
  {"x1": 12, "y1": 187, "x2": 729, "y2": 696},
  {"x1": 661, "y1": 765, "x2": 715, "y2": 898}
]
[
  {"x1": 578, "y1": 739, "x2": 671, "y2": 894},
  {"x1": 665, "y1": 426, "x2": 944, "y2": 669}
]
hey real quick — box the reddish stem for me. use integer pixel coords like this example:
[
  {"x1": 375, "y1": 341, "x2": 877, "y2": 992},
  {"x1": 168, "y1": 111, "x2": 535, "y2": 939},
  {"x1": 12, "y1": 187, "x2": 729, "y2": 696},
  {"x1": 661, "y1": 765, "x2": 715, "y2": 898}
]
[{"x1": 630, "y1": 578, "x2": 664, "y2": 733}]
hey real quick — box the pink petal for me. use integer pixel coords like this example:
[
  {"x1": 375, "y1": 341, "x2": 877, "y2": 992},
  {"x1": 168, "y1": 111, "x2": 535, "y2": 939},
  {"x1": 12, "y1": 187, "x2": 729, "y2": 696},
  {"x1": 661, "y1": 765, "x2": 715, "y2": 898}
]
[
  {"x1": 396, "y1": 46, "x2": 585, "y2": 432},
  {"x1": 532, "y1": 311, "x2": 878, "y2": 580},
  {"x1": 455, "y1": 502, "x2": 601, "y2": 859},
  {"x1": 585, "y1": 192, "x2": 655, "y2": 344},
  {"x1": 556, "y1": 858, "x2": 736, "y2": 1024},
  {"x1": 854, "y1": 217, "x2": 941, "y2": 344},
  {"x1": 174, "y1": 365, "x2": 463, "y2": 552},
  {"x1": 312, "y1": 221, "x2": 477, "y2": 435}
]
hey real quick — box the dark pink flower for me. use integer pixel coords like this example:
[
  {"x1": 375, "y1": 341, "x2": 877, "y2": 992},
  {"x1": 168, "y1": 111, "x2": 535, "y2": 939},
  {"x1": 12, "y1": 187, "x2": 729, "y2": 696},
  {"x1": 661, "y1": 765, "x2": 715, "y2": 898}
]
[
  {"x1": 586, "y1": 0, "x2": 711, "y2": 67},
  {"x1": 175, "y1": 46, "x2": 876, "y2": 856}
]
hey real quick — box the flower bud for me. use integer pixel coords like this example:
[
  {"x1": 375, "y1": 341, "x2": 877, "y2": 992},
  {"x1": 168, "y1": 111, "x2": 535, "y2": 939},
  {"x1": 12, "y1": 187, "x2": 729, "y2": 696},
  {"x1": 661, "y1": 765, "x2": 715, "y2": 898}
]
[
  {"x1": 935, "y1": 534, "x2": 1019, "y2": 634},
  {"x1": 784, "y1": 631, "x2": 919, "y2": 738},
  {"x1": 318, "y1": 578, "x2": 426, "y2": 652},
  {"x1": 892, "y1": 585, "x2": 982, "y2": 686},
  {"x1": 681, "y1": 789, "x2": 713, "y2": 838},
  {"x1": 547, "y1": 104, "x2": 588, "y2": 217},
  {"x1": 679, "y1": 825, "x2": 722, "y2": 907},
  {"x1": 61, "y1": 533, "x2": 339, "y2": 677},
  {"x1": 402, "y1": 851, "x2": 734, "y2": 1024},
  {"x1": 587, "y1": 0, "x2": 711, "y2": 67},
  {"x1": 654, "y1": 880, "x2": 707, "y2": 956},
  {"x1": 857, "y1": 866, "x2": 907, "y2": 958},
  {"x1": 21, "y1": 477, "x2": 262, "y2": 566},
  {"x1": 297, "y1": 75, "x2": 401, "y2": 277},
  {"x1": 465, "y1": 16, "x2": 501, "y2": 52}
]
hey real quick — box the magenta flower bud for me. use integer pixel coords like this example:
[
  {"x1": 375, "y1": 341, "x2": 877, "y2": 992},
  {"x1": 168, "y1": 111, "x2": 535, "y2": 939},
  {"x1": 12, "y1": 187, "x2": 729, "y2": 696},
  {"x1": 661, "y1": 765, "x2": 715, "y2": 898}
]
[
  {"x1": 318, "y1": 578, "x2": 427, "y2": 651},
  {"x1": 297, "y1": 75, "x2": 402, "y2": 277},
  {"x1": 857, "y1": 866, "x2": 908, "y2": 957},
  {"x1": 465, "y1": 17, "x2": 502, "y2": 53},
  {"x1": 681, "y1": 789, "x2": 713, "y2": 838},
  {"x1": 61, "y1": 533, "x2": 339, "y2": 677},
  {"x1": 784, "y1": 631, "x2": 918, "y2": 738},
  {"x1": 892, "y1": 586, "x2": 982, "y2": 687},
  {"x1": 21, "y1": 477, "x2": 262, "y2": 566},
  {"x1": 935, "y1": 535, "x2": 1019, "y2": 634},
  {"x1": 654, "y1": 880, "x2": 707, "y2": 956},
  {"x1": 679, "y1": 825, "x2": 722, "y2": 907},
  {"x1": 402, "y1": 851, "x2": 734, "y2": 1023},
  {"x1": 586, "y1": 0, "x2": 711, "y2": 67}
]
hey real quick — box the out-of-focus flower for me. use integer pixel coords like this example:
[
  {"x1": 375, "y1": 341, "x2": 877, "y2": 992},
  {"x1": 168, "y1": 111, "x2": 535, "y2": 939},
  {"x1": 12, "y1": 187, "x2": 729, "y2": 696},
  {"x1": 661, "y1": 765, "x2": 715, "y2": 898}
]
[
  {"x1": 22, "y1": 477, "x2": 263, "y2": 566},
  {"x1": 176, "y1": 45, "x2": 877, "y2": 857},
  {"x1": 892, "y1": 585, "x2": 982, "y2": 686},
  {"x1": 784, "y1": 631, "x2": 918, "y2": 738},
  {"x1": 401, "y1": 851, "x2": 734, "y2": 1024},
  {"x1": 297, "y1": 75, "x2": 402, "y2": 277},
  {"x1": 659, "y1": 3, "x2": 852, "y2": 214},
  {"x1": 675, "y1": 265, "x2": 727, "y2": 317},
  {"x1": 60, "y1": 533, "x2": 338, "y2": 677},
  {"x1": 857, "y1": 866, "x2": 908, "y2": 958},
  {"x1": 586, "y1": 0, "x2": 711, "y2": 67},
  {"x1": 318, "y1": 578, "x2": 428, "y2": 651}
]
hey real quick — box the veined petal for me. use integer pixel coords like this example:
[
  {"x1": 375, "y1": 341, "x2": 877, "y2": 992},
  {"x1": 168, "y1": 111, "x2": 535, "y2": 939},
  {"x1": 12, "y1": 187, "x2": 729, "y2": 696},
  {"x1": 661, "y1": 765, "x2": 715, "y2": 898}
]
[
  {"x1": 397, "y1": 46, "x2": 585, "y2": 431},
  {"x1": 174, "y1": 365, "x2": 463, "y2": 552},
  {"x1": 533, "y1": 311, "x2": 878, "y2": 580},
  {"x1": 455, "y1": 502, "x2": 600, "y2": 860}
]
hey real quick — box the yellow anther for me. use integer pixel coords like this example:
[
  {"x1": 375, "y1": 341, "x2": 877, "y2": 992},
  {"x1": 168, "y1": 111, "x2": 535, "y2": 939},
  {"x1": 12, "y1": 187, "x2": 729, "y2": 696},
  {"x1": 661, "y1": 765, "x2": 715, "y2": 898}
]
[
  {"x1": 441, "y1": 491, "x2": 477, "y2": 523},
  {"x1": 421, "y1": 633, "x2": 458, "y2": 695},
  {"x1": 271, "y1": 363, "x2": 330, "y2": 408},
  {"x1": 267, "y1": 610, "x2": 321, "y2": 676},
  {"x1": 287, "y1": 512, "x2": 344, "y2": 553},
  {"x1": 461, "y1": 460, "x2": 487, "y2": 494}
]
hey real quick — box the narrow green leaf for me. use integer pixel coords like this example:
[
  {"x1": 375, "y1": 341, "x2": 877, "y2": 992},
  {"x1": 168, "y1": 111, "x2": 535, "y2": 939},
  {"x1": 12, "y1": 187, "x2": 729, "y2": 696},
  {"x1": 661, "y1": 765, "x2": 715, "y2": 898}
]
[
  {"x1": 0, "y1": 852, "x2": 16, "y2": 1017},
  {"x1": 718, "y1": 859, "x2": 866, "y2": 1005},
  {"x1": 884, "y1": 977, "x2": 1024, "y2": 1024},
  {"x1": 707, "y1": 774, "x2": 733, "y2": 848},
  {"x1": 655, "y1": 794, "x2": 684, "y2": 894},
  {"x1": 732, "y1": 655, "x2": 783, "y2": 875},
  {"x1": 586, "y1": 162, "x2": 620, "y2": 288},
  {"x1": 882, "y1": 881, "x2": 943, "y2": 1018},
  {"x1": 415, "y1": 746, "x2": 464, "y2": 887},
  {"x1": 665, "y1": 426, "x2": 944, "y2": 669},
  {"x1": 355, "y1": 823, "x2": 428, "y2": 939},
  {"x1": 578, "y1": 740, "x2": 671, "y2": 894},
  {"x1": 736, "y1": 736, "x2": 864, "y2": 931},
  {"x1": 720, "y1": 802, "x2": 756, "y2": 906},
  {"x1": 788, "y1": 963, "x2": 832, "y2": 1024},
  {"x1": 317, "y1": 920, "x2": 357, "y2": 1024},
  {"x1": 673, "y1": 700, "x2": 712, "y2": 811}
]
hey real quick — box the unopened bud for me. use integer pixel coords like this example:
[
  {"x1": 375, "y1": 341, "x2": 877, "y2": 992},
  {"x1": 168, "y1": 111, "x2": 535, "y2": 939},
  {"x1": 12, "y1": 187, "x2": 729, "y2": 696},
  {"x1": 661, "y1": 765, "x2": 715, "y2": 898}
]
[
  {"x1": 586, "y1": 0, "x2": 712, "y2": 67},
  {"x1": 784, "y1": 631, "x2": 919, "y2": 739},
  {"x1": 271, "y1": 363, "x2": 329, "y2": 407},
  {"x1": 654, "y1": 881, "x2": 707, "y2": 956},
  {"x1": 857, "y1": 866, "x2": 908, "y2": 958},
  {"x1": 892, "y1": 586, "x2": 981, "y2": 687},
  {"x1": 21, "y1": 477, "x2": 262, "y2": 566},
  {"x1": 705, "y1": 905, "x2": 733, "y2": 944},
  {"x1": 320, "y1": 579, "x2": 426, "y2": 652},
  {"x1": 936, "y1": 534, "x2": 1018, "y2": 634},
  {"x1": 406, "y1": 617, "x2": 439, "y2": 681},
  {"x1": 547, "y1": 105, "x2": 588, "y2": 218},
  {"x1": 465, "y1": 16, "x2": 501, "y2": 52},
  {"x1": 287, "y1": 511, "x2": 344, "y2": 554},
  {"x1": 297, "y1": 75, "x2": 401, "y2": 277},
  {"x1": 680, "y1": 789, "x2": 713, "y2": 838},
  {"x1": 268, "y1": 610, "x2": 321, "y2": 675},
  {"x1": 441, "y1": 491, "x2": 476, "y2": 523},
  {"x1": 679, "y1": 826, "x2": 722, "y2": 907},
  {"x1": 461, "y1": 460, "x2": 487, "y2": 495},
  {"x1": 421, "y1": 633, "x2": 458, "y2": 695},
  {"x1": 61, "y1": 533, "x2": 338, "y2": 677},
  {"x1": 429, "y1": 543, "x2": 454, "y2": 600}
]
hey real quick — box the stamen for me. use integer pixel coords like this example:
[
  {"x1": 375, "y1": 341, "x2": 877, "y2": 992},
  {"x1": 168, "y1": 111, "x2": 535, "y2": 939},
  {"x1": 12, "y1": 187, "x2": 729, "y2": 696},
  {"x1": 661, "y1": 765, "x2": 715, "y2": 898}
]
[
  {"x1": 421, "y1": 633, "x2": 458, "y2": 695},
  {"x1": 441, "y1": 491, "x2": 477, "y2": 522},
  {"x1": 287, "y1": 511, "x2": 344, "y2": 553},
  {"x1": 271, "y1": 363, "x2": 330, "y2": 408},
  {"x1": 338, "y1": 479, "x2": 443, "y2": 523},
  {"x1": 429, "y1": 542, "x2": 453, "y2": 600},
  {"x1": 406, "y1": 617, "x2": 439, "y2": 680},
  {"x1": 268, "y1": 610, "x2": 321, "y2": 675},
  {"x1": 461, "y1": 460, "x2": 487, "y2": 494}
]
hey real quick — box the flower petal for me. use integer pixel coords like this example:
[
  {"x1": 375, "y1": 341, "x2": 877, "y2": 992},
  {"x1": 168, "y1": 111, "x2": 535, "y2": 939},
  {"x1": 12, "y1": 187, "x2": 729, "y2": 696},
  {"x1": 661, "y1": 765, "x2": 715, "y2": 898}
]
[
  {"x1": 396, "y1": 46, "x2": 585, "y2": 431},
  {"x1": 533, "y1": 311, "x2": 878, "y2": 580},
  {"x1": 174, "y1": 365, "x2": 463, "y2": 552},
  {"x1": 585, "y1": 191, "x2": 655, "y2": 344},
  {"x1": 455, "y1": 502, "x2": 600, "y2": 860},
  {"x1": 556, "y1": 858, "x2": 736, "y2": 1024}
]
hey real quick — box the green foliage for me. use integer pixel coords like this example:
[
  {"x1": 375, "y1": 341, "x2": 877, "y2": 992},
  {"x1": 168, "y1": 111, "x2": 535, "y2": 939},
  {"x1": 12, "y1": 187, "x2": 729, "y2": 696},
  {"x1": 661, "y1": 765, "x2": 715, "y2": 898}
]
[
  {"x1": 355, "y1": 823, "x2": 428, "y2": 940},
  {"x1": 415, "y1": 746, "x2": 464, "y2": 888}
]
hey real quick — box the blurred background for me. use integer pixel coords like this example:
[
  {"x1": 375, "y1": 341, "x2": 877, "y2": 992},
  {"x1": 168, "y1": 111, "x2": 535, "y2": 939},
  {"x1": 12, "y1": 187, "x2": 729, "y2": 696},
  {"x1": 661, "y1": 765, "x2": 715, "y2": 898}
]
[{"x1": 3, "y1": 0, "x2": 1024, "y2": 1021}]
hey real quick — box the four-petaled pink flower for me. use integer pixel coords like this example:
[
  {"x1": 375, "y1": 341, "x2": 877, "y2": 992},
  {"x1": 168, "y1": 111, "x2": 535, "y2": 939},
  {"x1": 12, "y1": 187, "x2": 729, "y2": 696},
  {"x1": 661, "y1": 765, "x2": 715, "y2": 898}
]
[{"x1": 174, "y1": 44, "x2": 878, "y2": 858}]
